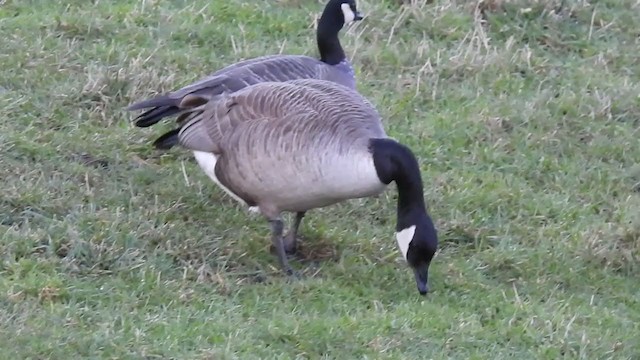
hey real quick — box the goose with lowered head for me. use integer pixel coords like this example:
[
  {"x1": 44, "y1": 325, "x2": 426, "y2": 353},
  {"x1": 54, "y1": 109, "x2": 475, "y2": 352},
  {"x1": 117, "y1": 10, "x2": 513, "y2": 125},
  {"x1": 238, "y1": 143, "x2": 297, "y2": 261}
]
[{"x1": 146, "y1": 78, "x2": 439, "y2": 295}]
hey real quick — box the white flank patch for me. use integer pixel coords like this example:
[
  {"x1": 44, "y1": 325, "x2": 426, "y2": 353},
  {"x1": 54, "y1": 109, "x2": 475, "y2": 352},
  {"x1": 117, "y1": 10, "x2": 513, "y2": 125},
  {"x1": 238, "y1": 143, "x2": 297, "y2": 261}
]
[
  {"x1": 248, "y1": 206, "x2": 260, "y2": 214},
  {"x1": 192, "y1": 151, "x2": 248, "y2": 207},
  {"x1": 395, "y1": 225, "x2": 416, "y2": 260},
  {"x1": 341, "y1": 3, "x2": 355, "y2": 24}
]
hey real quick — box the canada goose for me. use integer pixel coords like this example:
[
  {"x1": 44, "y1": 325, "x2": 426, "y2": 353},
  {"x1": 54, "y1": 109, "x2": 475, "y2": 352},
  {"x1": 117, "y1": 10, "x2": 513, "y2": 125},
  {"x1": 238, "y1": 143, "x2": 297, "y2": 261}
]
[
  {"x1": 127, "y1": 0, "x2": 364, "y2": 128},
  {"x1": 148, "y1": 79, "x2": 439, "y2": 295}
]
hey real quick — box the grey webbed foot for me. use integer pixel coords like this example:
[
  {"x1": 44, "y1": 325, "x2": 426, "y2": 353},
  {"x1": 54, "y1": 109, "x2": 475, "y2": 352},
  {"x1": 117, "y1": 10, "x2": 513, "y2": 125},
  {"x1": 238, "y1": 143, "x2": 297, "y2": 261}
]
[
  {"x1": 270, "y1": 211, "x2": 306, "y2": 255},
  {"x1": 269, "y1": 218, "x2": 300, "y2": 278},
  {"x1": 282, "y1": 232, "x2": 299, "y2": 254}
]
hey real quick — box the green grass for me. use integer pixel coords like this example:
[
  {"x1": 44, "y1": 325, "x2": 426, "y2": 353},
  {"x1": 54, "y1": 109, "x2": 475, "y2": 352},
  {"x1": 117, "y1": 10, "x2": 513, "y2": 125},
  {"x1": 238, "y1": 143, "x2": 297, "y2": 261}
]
[{"x1": 1, "y1": 0, "x2": 640, "y2": 358}]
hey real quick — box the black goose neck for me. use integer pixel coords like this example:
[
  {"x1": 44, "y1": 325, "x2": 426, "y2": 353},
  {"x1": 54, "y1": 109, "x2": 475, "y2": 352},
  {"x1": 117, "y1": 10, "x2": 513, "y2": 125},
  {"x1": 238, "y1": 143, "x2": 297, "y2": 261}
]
[
  {"x1": 370, "y1": 138, "x2": 427, "y2": 227},
  {"x1": 317, "y1": 3, "x2": 346, "y2": 65}
]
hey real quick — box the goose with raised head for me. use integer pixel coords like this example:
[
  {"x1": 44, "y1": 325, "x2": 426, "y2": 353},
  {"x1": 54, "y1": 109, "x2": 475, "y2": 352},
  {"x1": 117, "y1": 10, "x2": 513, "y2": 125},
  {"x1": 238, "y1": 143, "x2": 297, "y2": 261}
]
[
  {"x1": 127, "y1": 0, "x2": 364, "y2": 128},
  {"x1": 147, "y1": 79, "x2": 439, "y2": 295}
]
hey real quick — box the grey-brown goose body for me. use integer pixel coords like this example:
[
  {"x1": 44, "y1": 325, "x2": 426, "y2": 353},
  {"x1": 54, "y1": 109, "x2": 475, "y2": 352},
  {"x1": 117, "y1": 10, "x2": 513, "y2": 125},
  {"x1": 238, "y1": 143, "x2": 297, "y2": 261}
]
[
  {"x1": 129, "y1": 55, "x2": 357, "y2": 128},
  {"x1": 176, "y1": 79, "x2": 386, "y2": 216}
]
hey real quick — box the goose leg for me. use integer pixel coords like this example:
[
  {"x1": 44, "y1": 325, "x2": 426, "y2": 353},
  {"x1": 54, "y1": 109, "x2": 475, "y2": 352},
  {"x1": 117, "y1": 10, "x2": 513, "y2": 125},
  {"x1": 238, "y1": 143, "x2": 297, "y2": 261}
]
[
  {"x1": 283, "y1": 211, "x2": 306, "y2": 254},
  {"x1": 269, "y1": 219, "x2": 297, "y2": 277}
]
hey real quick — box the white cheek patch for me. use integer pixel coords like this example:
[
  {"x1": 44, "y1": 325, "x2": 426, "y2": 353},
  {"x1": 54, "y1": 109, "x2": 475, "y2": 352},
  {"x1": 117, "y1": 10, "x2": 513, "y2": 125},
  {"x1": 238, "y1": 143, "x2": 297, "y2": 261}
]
[
  {"x1": 395, "y1": 225, "x2": 416, "y2": 260},
  {"x1": 341, "y1": 3, "x2": 355, "y2": 24}
]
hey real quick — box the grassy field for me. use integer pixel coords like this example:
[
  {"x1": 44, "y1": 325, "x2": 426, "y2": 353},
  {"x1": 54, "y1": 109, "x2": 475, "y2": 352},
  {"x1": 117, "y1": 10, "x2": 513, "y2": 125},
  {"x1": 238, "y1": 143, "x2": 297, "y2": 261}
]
[{"x1": 1, "y1": 0, "x2": 639, "y2": 358}]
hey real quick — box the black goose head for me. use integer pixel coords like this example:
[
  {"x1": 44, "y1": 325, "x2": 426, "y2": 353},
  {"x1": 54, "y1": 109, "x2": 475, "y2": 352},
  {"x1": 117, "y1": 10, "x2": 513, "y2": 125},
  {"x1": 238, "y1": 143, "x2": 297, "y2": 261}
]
[
  {"x1": 339, "y1": 0, "x2": 364, "y2": 24},
  {"x1": 370, "y1": 137, "x2": 439, "y2": 295},
  {"x1": 395, "y1": 209, "x2": 438, "y2": 295},
  {"x1": 321, "y1": 0, "x2": 364, "y2": 27},
  {"x1": 317, "y1": 0, "x2": 364, "y2": 64}
]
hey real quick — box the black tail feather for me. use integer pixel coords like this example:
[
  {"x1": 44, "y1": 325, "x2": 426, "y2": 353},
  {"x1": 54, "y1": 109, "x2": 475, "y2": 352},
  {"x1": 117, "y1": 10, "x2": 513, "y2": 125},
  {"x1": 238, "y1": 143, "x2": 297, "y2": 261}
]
[
  {"x1": 127, "y1": 95, "x2": 175, "y2": 111},
  {"x1": 134, "y1": 106, "x2": 182, "y2": 127},
  {"x1": 153, "y1": 128, "x2": 181, "y2": 150}
]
